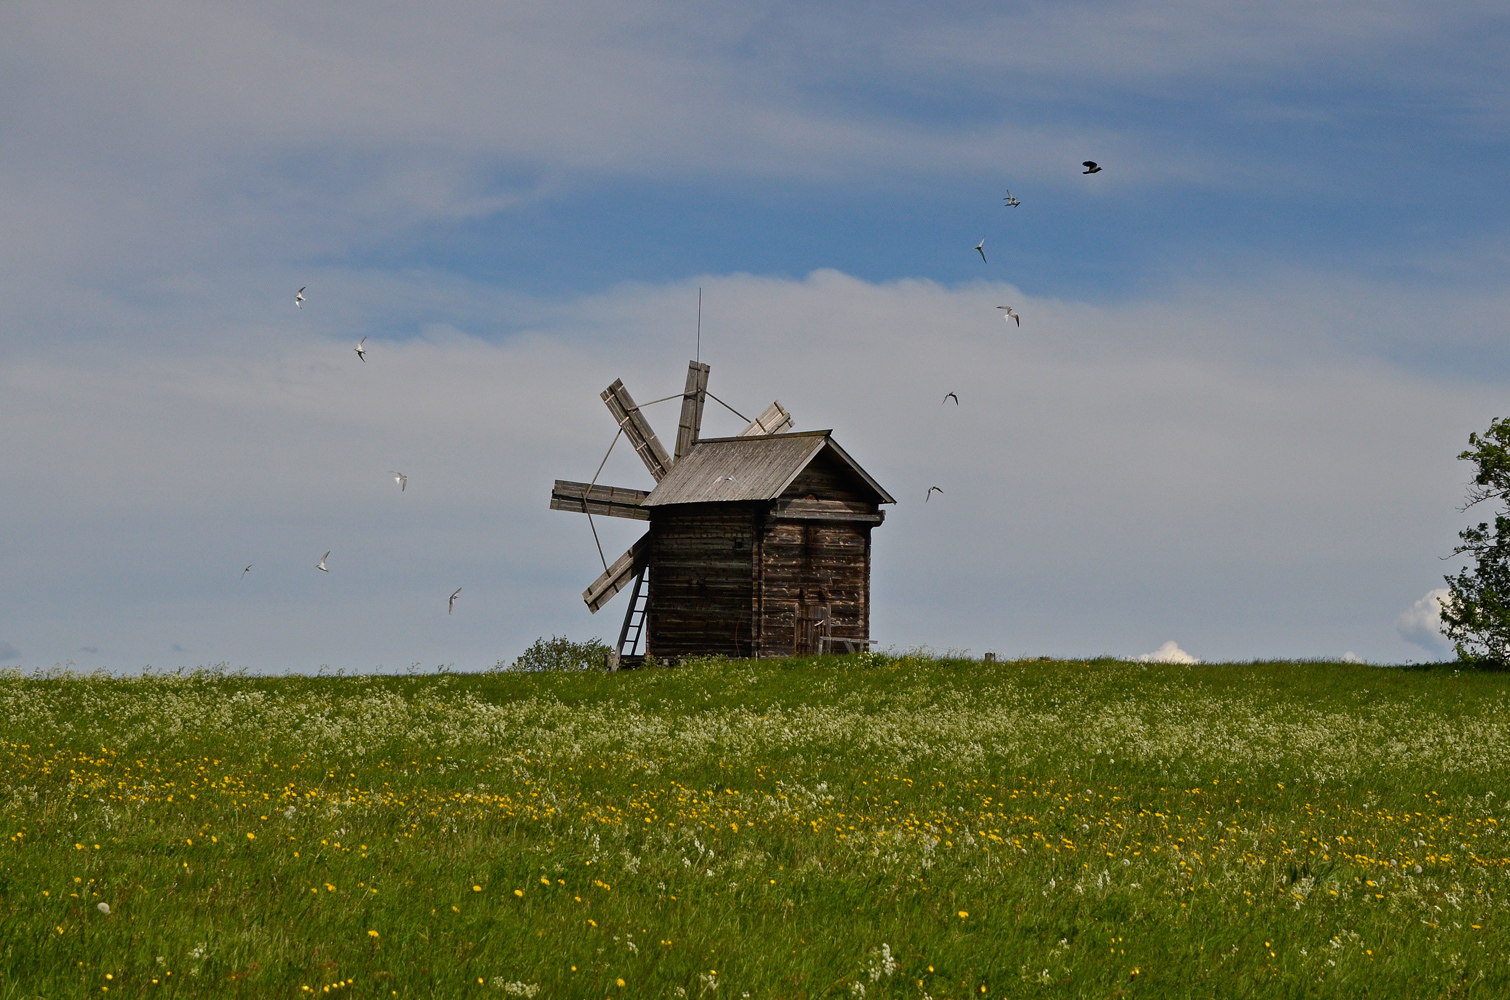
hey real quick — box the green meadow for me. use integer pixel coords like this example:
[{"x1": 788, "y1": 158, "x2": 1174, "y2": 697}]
[{"x1": 2, "y1": 655, "x2": 1509, "y2": 998}]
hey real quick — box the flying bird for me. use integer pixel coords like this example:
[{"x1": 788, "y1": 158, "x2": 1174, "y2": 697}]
[
  {"x1": 942, "y1": 392, "x2": 959, "y2": 405},
  {"x1": 974, "y1": 238, "x2": 987, "y2": 263},
  {"x1": 316, "y1": 551, "x2": 330, "y2": 573},
  {"x1": 449, "y1": 587, "x2": 462, "y2": 615},
  {"x1": 295, "y1": 287, "x2": 305, "y2": 309},
  {"x1": 354, "y1": 338, "x2": 367, "y2": 362},
  {"x1": 241, "y1": 563, "x2": 252, "y2": 579},
  {"x1": 1003, "y1": 191, "x2": 1020, "y2": 207},
  {"x1": 391, "y1": 471, "x2": 407, "y2": 492},
  {"x1": 1082, "y1": 161, "x2": 1101, "y2": 174},
  {"x1": 926, "y1": 486, "x2": 944, "y2": 502},
  {"x1": 998, "y1": 305, "x2": 1020, "y2": 326}
]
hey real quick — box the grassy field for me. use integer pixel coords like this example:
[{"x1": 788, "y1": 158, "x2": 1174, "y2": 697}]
[{"x1": 2, "y1": 654, "x2": 1509, "y2": 999}]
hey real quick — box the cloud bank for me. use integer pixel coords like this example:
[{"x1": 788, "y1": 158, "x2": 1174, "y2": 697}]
[{"x1": 1396, "y1": 588, "x2": 1453, "y2": 656}]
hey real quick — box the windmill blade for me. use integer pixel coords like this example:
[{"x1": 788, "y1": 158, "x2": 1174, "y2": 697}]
[
  {"x1": 583, "y1": 534, "x2": 649, "y2": 613},
  {"x1": 602, "y1": 379, "x2": 672, "y2": 481},
  {"x1": 674, "y1": 361, "x2": 711, "y2": 461},
  {"x1": 738, "y1": 401, "x2": 795, "y2": 437},
  {"x1": 550, "y1": 480, "x2": 651, "y2": 520}
]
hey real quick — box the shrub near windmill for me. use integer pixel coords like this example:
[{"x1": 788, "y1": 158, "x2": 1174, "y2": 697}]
[{"x1": 551, "y1": 361, "x2": 895, "y2": 666}]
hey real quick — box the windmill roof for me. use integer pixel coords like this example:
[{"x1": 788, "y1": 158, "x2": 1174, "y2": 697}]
[{"x1": 641, "y1": 430, "x2": 895, "y2": 507}]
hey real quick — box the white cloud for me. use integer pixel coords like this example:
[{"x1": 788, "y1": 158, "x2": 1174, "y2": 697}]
[
  {"x1": 1137, "y1": 641, "x2": 1199, "y2": 664},
  {"x1": 0, "y1": 267, "x2": 1500, "y2": 669},
  {"x1": 0, "y1": 642, "x2": 19, "y2": 661},
  {"x1": 1396, "y1": 588, "x2": 1453, "y2": 655}
]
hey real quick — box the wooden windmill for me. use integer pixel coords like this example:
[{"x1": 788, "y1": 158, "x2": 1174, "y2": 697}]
[{"x1": 550, "y1": 361, "x2": 894, "y2": 665}]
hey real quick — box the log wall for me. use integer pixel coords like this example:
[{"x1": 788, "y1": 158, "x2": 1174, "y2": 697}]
[{"x1": 645, "y1": 504, "x2": 759, "y2": 659}]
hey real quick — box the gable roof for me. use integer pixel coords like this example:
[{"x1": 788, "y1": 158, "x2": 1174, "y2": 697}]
[{"x1": 641, "y1": 430, "x2": 895, "y2": 507}]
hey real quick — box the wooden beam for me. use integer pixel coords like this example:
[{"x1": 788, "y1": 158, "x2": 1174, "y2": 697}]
[
  {"x1": 772, "y1": 498, "x2": 885, "y2": 524},
  {"x1": 550, "y1": 480, "x2": 651, "y2": 520},
  {"x1": 602, "y1": 379, "x2": 672, "y2": 481},
  {"x1": 583, "y1": 534, "x2": 649, "y2": 613},
  {"x1": 738, "y1": 400, "x2": 794, "y2": 437},
  {"x1": 674, "y1": 361, "x2": 711, "y2": 461}
]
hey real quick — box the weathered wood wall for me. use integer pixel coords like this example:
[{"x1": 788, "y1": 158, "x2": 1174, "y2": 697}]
[
  {"x1": 646, "y1": 496, "x2": 880, "y2": 660},
  {"x1": 645, "y1": 503, "x2": 759, "y2": 659},
  {"x1": 753, "y1": 516, "x2": 872, "y2": 657}
]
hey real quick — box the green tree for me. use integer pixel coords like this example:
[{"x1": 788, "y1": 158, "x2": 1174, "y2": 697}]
[{"x1": 1442, "y1": 417, "x2": 1510, "y2": 666}]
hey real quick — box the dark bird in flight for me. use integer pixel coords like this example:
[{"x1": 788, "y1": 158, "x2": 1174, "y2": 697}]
[
  {"x1": 449, "y1": 587, "x2": 462, "y2": 615},
  {"x1": 926, "y1": 486, "x2": 944, "y2": 502},
  {"x1": 942, "y1": 392, "x2": 959, "y2": 405},
  {"x1": 1003, "y1": 191, "x2": 1020, "y2": 207},
  {"x1": 997, "y1": 305, "x2": 1020, "y2": 326},
  {"x1": 354, "y1": 338, "x2": 367, "y2": 362},
  {"x1": 1082, "y1": 161, "x2": 1101, "y2": 174},
  {"x1": 316, "y1": 551, "x2": 330, "y2": 573},
  {"x1": 295, "y1": 287, "x2": 306, "y2": 309},
  {"x1": 241, "y1": 563, "x2": 252, "y2": 579},
  {"x1": 974, "y1": 238, "x2": 987, "y2": 263}
]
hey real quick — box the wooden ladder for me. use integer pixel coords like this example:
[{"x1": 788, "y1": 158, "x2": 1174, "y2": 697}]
[{"x1": 615, "y1": 566, "x2": 649, "y2": 663}]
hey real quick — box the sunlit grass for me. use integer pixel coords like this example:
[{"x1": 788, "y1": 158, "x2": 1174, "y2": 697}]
[{"x1": 1, "y1": 655, "x2": 1508, "y2": 997}]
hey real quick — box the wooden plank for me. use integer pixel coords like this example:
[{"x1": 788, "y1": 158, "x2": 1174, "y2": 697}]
[
  {"x1": 602, "y1": 379, "x2": 672, "y2": 481},
  {"x1": 738, "y1": 400, "x2": 794, "y2": 437},
  {"x1": 674, "y1": 361, "x2": 711, "y2": 461},
  {"x1": 583, "y1": 534, "x2": 649, "y2": 613},
  {"x1": 773, "y1": 498, "x2": 885, "y2": 524},
  {"x1": 550, "y1": 480, "x2": 651, "y2": 520}
]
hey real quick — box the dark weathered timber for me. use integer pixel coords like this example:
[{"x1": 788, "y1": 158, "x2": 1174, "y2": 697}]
[
  {"x1": 674, "y1": 361, "x2": 710, "y2": 461},
  {"x1": 602, "y1": 379, "x2": 673, "y2": 481},
  {"x1": 644, "y1": 504, "x2": 759, "y2": 659},
  {"x1": 550, "y1": 480, "x2": 651, "y2": 520},
  {"x1": 773, "y1": 498, "x2": 886, "y2": 524},
  {"x1": 583, "y1": 534, "x2": 650, "y2": 613}
]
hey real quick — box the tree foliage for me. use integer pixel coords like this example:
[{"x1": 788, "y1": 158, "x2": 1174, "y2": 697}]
[
  {"x1": 1441, "y1": 417, "x2": 1510, "y2": 666},
  {"x1": 499, "y1": 635, "x2": 612, "y2": 673}
]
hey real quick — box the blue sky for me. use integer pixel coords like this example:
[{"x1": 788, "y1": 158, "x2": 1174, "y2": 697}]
[{"x1": 2, "y1": 2, "x2": 1508, "y2": 670}]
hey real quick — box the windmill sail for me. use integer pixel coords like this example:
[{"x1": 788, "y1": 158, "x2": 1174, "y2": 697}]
[
  {"x1": 738, "y1": 401, "x2": 795, "y2": 436},
  {"x1": 674, "y1": 361, "x2": 710, "y2": 460},
  {"x1": 583, "y1": 534, "x2": 649, "y2": 613},
  {"x1": 602, "y1": 379, "x2": 672, "y2": 481},
  {"x1": 550, "y1": 480, "x2": 650, "y2": 520}
]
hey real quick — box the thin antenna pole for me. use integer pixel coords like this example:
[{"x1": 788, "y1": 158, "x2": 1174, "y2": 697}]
[{"x1": 696, "y1": 287, "x2": 701, "y2": 364}]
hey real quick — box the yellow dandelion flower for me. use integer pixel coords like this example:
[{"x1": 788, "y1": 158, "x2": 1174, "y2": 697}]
[
  {"x1": 367, "y1": 930, "x2": 379, "y2": 938},
  {"x1": 958, "y1": 910, "x2": 969, "y2": 919},
  {"x1": 617, "y1": 978, "x2": 626, "y2": 987},
  {"x1": 472, "y1": 885, "x2": 481, "y2": 892}
]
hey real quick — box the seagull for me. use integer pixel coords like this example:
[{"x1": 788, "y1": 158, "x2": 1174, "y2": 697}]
[
  {"x1": 974, "y1": 238, "x2": 987, "y2": 263},
  {"x1": 295, "y1": 287, "x2": 305, "y2": 309},
  {"x1": 390, "y1": 471, "x2": 407, "y2": 492},
  {"x1": 942, "y1": 392, "x2": 959, "y2": 405},
  {"x1": 241, "y1": 563, "x2": 253, "y2": 580},
  {"x1": 926, "y1": 486, "x2": 944, "y2": 502},
  {"x1": 1082, "y1": 161, "x2": 1101, "y2": 174},
  {"x1": 1003, "y1": 191, "x2": 1020, "y2": 207},
  {"x1": 354, "y1": 338, "x2": 367, "y2": 362},
  {"x1": 998, "y1": 305, "x2": 1020, "y2": 326},
  {"x1": 316, "y1": 551, "x2": 330, "y2": 573},
  {"x1": 449, "y1": 587, "x2": 462, "y2": 615}
]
